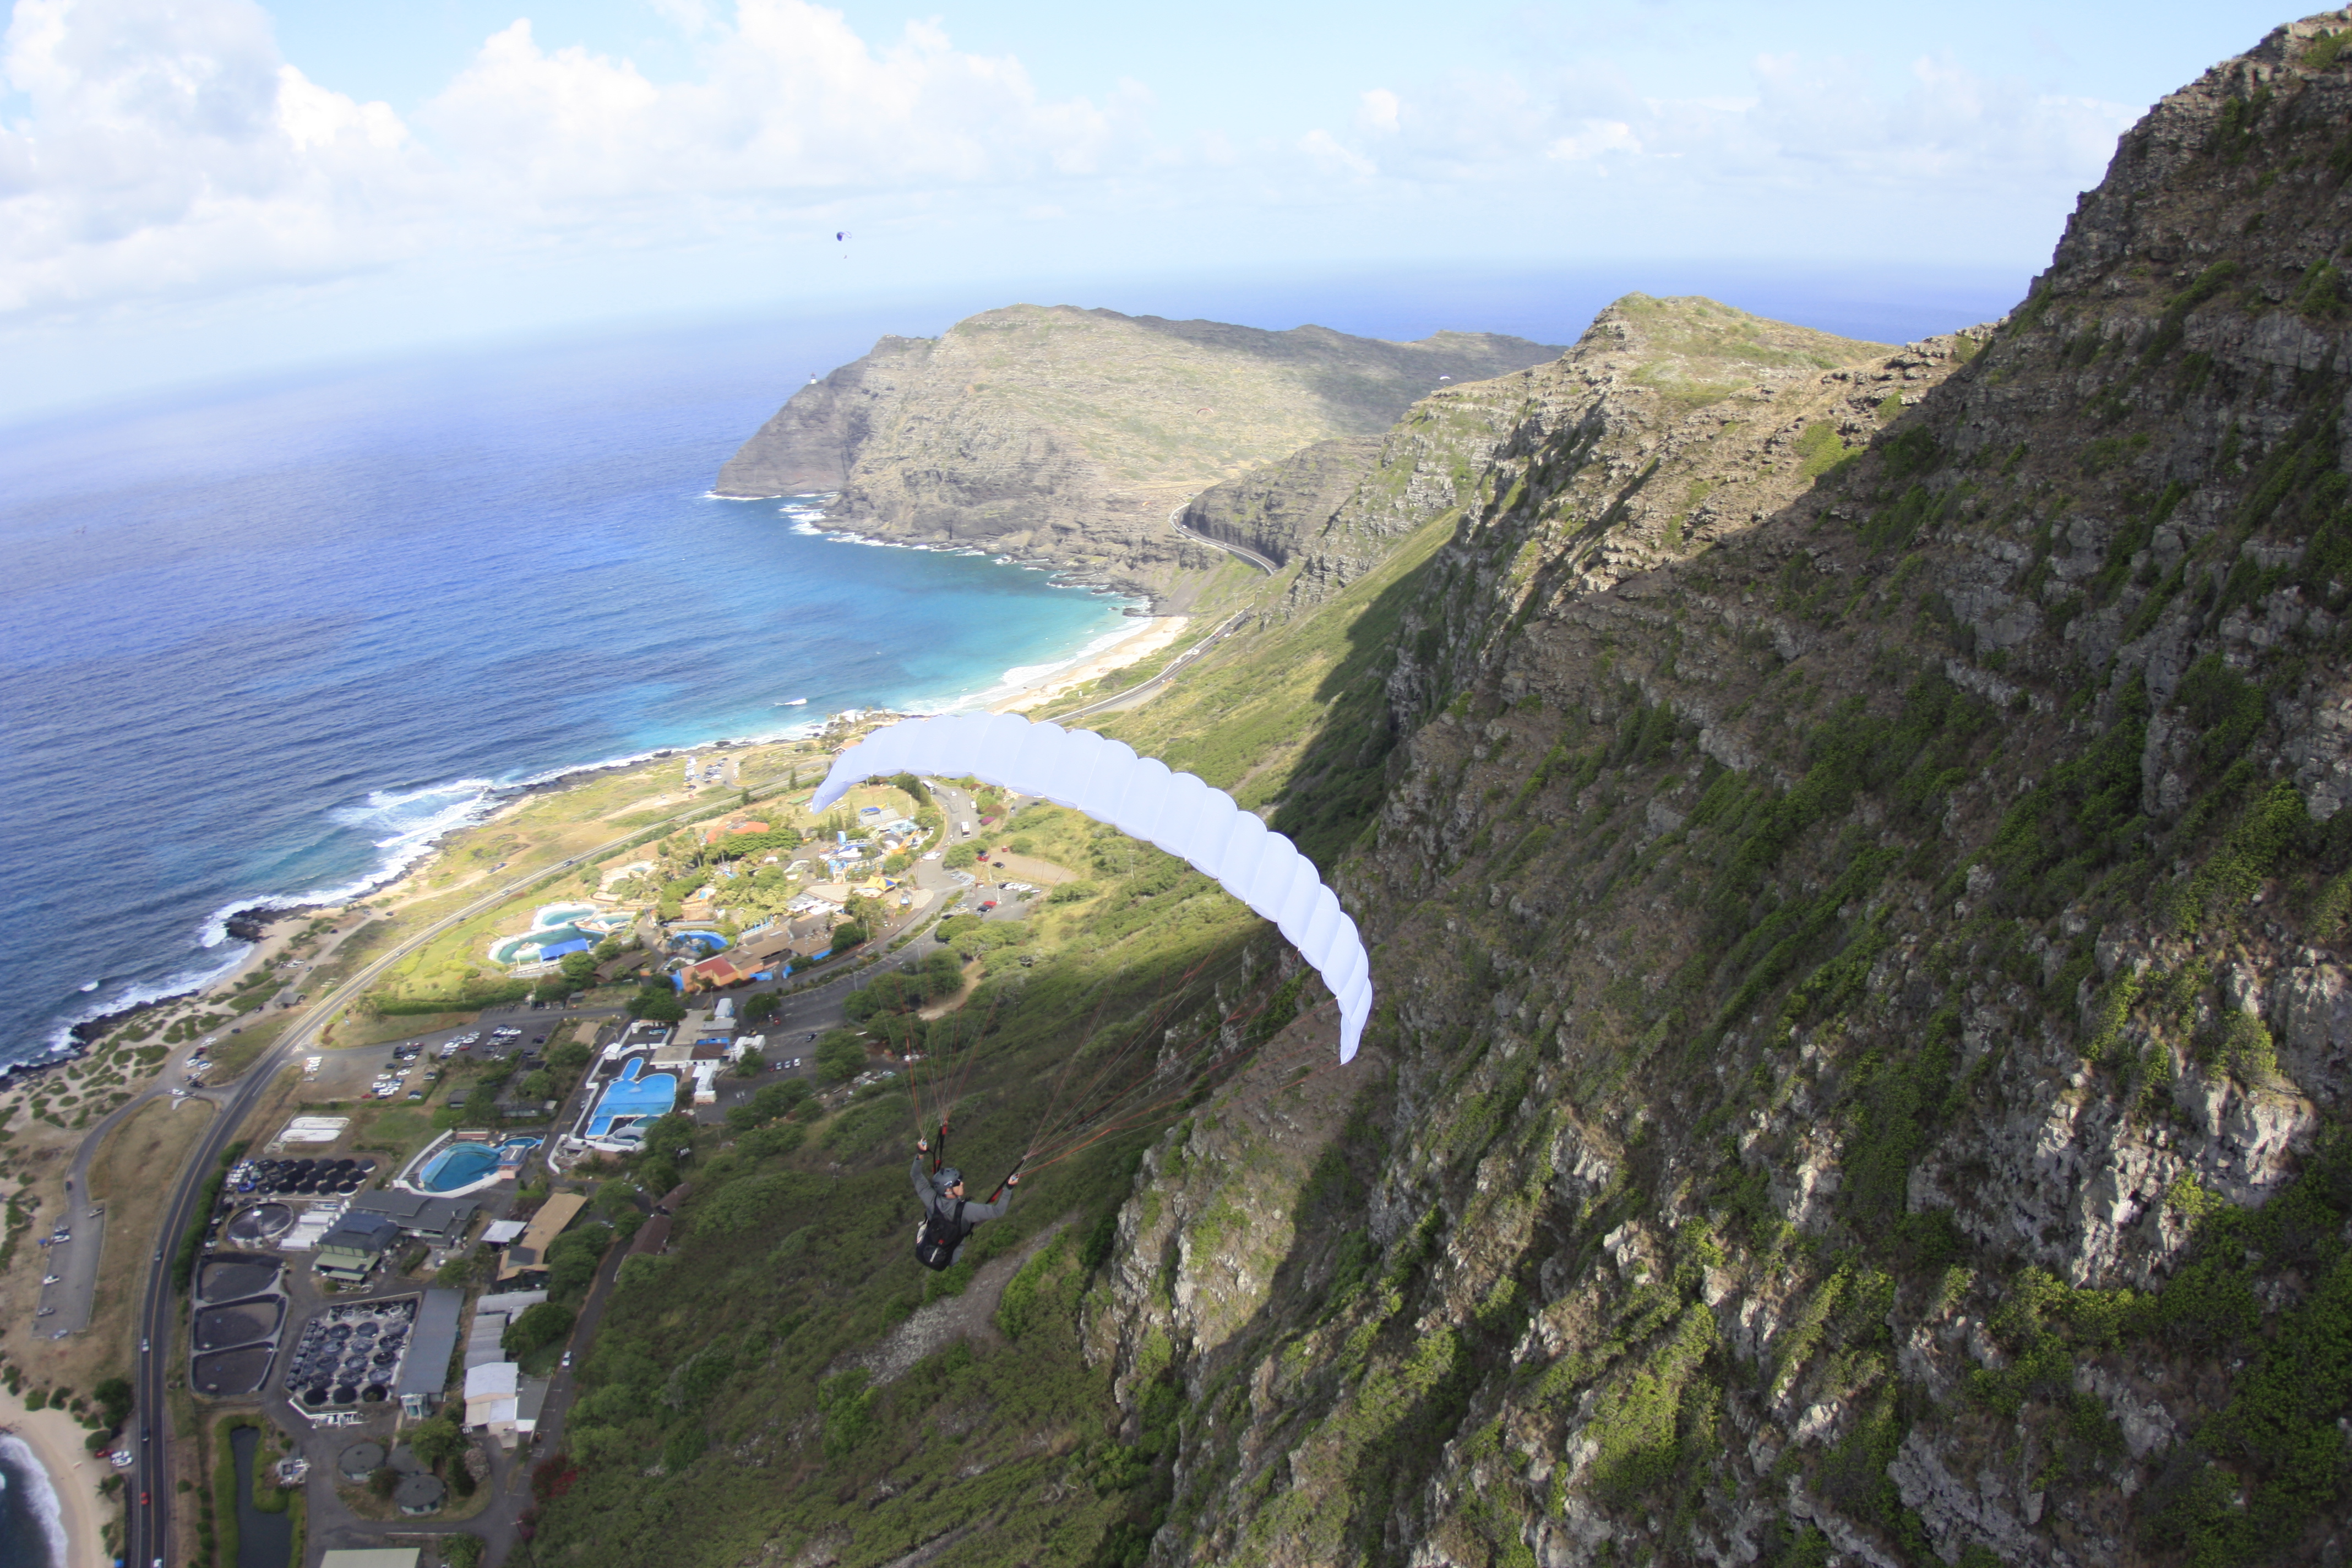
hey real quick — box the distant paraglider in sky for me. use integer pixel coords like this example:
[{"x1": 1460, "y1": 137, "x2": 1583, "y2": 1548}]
[{"x1": 813, "y1": 712, "x2": 1374, "y2": 1061}]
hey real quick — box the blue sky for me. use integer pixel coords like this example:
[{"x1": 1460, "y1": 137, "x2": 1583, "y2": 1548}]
[{"x1": 0, "y1": 0, "x2": 2304, "y2": 413}]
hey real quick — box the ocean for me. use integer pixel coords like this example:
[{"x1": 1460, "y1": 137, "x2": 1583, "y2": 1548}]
[
  {"x1": 0, "y1": 317, "x2": 1139, "y2": 1066},
  {"x1": 0, "y1": 1438, "x2": 64, "y2": 1568},
  {"x1": 0, "y1": 264, "x2": 2035, "y2": 1070}
]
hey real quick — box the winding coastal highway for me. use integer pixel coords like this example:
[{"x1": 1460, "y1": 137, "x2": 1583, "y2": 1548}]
[
  {"x1": 1049, "y1": 610, "x2": 1249, "y2": 723},
  {"x1": 1170, "y1": 505, "x2": 1280, "y2": 574}
]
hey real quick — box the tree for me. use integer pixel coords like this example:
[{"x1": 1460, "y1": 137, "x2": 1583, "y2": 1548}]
[
  {"x1": 503, "y1": 1301, "x2": 578, "y2": 1358},
  {"x1": 920, "y1": 949, "x2": 965, "y2": 999},
  {"x1": 559, "y1": 951, "x2": 598, "y2": 986},
  {"x1": 831, "y1": 921, "x2": 868, "y2": 950},
  {"x1": 92, "y1": 1377, "x2": 132, "y2": 1429},
  {"x1": 741, "y1": 991, "x2": 782, "y2": 1024},
  {"x1": 942, "y1": 842, "x2": 978, "y2": 870},
  {"x1": 444, "y1": 1534, "x2": 486, "y2": 1568},
  {"x1": 750, "y1": 1079, "x2": 810, "y2": 1120},
  {"x1": 736, "y1": 1047, "x2": 765, "y2": 1077},
  {"x1": 544, "y1": 1227, "x2": 612, "y2": 1304},
  {"x1": 520, "y1": 1070, "x2": 554, "y2": 1102},
  {"x1": 549, "y1": 1039, "x2": 594, "y2": 1072},
  {"x1": 369, "y1": 1466, "x2": 398, "y2": 1499},
  {"x1": 591, "y1": 1181, "x2": 641, "y2": 1222},
  {"x1": 462, "y1": 1085, "x2": 500, "y2": 1125},
  {"x1": 628, "y1": 986, "x2": 685, "y2": 1024},
  {"x1": 814, "y1": 1029, "x2": 868, "y2": 1085},
  {"x1": 408, "y1": 1412, "x2": 467, "y2": 1469}
]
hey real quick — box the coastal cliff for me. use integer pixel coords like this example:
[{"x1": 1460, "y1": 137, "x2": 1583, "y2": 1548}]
[
  {"x1": 1092, "y1": 14, "x2": 2352, "y2": 1564},
  {"x1": 535, "y1": 17, "x2": 2352, "y2": 1568},
  {"x1": 715, "y1": 305, "x2": 1560, "y2": 601}
]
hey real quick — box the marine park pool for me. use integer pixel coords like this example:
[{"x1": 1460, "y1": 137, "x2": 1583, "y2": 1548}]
[
  {"x1": 406, "y1": 1136, "x2": 542, "y2": 1195},
  {"x1": 586, "y1": 1058, "x2": 677, "y2": 1140}
]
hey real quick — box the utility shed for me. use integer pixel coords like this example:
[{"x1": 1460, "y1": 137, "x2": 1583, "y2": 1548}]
[
  {"x1": 394, "y1": 1288, "x2": 463, "y2": 1417},
  {"x1": 313, "y1": 1213, "x2": 400, "y2": 1284},
  {"x1": 497, "y1": 1193, "x2": 590, "y2": 1283},
  {"x1": 349, "y1": 1190, "x2": 481, "y2": 1246}
]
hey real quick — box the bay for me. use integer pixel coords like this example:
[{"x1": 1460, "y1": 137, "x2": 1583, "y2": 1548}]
[{"x1": 0, "y1": 316, "x2": 1136, "y2": 1065}]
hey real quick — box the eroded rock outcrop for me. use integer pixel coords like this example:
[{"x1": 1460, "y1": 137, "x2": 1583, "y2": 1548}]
[
  {"x1": 715, "y1": 306, "x2": 1560, "y2": 601},
  {"x1": 1090, "y1": 16, "x2": 2352, "y2": 1567}
]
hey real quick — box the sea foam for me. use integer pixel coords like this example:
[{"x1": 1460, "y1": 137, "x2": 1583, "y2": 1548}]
[{"x1": 0, "y1": 1432, "x2": 71, "y2": 1568}]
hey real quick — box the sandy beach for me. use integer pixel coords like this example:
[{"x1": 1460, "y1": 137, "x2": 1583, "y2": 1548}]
[
  {"x1": 993, "y1": 616, "x2": 1189, "y2": 714},
  {"x1": 0, "y1": 1383, "x2": 112, "y2": 1568}
]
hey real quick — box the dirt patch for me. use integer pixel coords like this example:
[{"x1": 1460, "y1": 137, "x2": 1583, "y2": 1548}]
[
  {"x1": 916, "y1": 961, "x2": 982, "y2": 1022},
  {"x1": 974, "y1": 852, "x2": 1077, "y2": 886},
  {"x1": 847, "y1": 1216, "x2": 1074, "y2": 1387}
]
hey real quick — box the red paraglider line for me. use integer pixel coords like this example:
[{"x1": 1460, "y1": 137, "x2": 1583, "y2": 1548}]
[
  {"x1": 1026, "y1": 955, "x2": 1189, "y2": 1157},
  {"x1": 1026, "y1": 953, "x2": 1222, "y2": 1159},
  {"x1": 1020, "y1": 967, "x2": 1311, "y2": 1171}
]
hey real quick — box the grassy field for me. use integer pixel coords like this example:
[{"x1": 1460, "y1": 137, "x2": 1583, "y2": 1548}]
[
  {"x1": 531, "y1": 787, "x2": 1314, "y2": 1568},
  {"x1": 357, "y1": 755, "x2": 907, "y2": 1008},
  {"x1": 26, "y1": 1095, "x2": 219, "y2": 1390},
  {"x1": 208, "y1": 1011, "x2": 295, "y2": 1083},
  {"x1": 1097, "y1": 502, "x2": 1462, "y2": 863}
]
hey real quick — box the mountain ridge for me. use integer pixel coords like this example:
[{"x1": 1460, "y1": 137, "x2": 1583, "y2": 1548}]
[
  {"x1": 714, "y1": 303, "x2": 1564, "y2": 602},
  {"x1": 531, "y1": 15, "x2": 2352, "y2": 1568}
]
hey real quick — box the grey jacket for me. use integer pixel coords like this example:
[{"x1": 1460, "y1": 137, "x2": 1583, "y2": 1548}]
[{"x1": 911, "y1": 1156, "x2": 1011, "y2": 1226}]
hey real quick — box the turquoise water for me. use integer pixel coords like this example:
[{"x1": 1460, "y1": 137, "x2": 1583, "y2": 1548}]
[
  {"x1": 417, "y1": 1136, "x2": 543, "y2": 1192},
  {"x1": 587, "y1": 1059, "x2": 678, "y2": 1138},
  {"x1": 0, "y1": 318, "x2": 1134, "y2": 1063}
]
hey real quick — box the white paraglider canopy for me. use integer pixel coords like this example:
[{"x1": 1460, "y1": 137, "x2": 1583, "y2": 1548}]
[{"x1": 812, "y1": 713, "x2": 1374, "y2": 1060}]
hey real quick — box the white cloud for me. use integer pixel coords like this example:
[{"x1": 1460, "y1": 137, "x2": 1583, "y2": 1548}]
[
  {"x1": 1544, "y1": 118, "x2": 1640, "y2": 162},
  {"x1": 0, "y1": 0, "x2": 427, "y2": 314},
  {"x1": 0, "y1": 0, "x2": 1156, "y2": 322},
  {"x1": 420, "y1": 1, "x2": 1150, "y2": 211},
  {"x1": 0, "y1": 0, "x2": 2143, "y2": 335},
  {"x1": 1341, "y1": 48, "x2": 2136, "y2": 200}
]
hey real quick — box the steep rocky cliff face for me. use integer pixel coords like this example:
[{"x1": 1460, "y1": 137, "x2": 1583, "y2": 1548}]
[
  {"x1": 1089, "y1": 17, "x2": 2352, "y2": 1567},
  {"x1": 715, "y1": 306, "x2": 1559, "y2": 600}
]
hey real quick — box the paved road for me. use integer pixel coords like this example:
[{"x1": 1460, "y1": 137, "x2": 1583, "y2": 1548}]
[
  {"x1": 1049, "y1": 610, "x2": 1250, "y2": 722},
  {"x1": 1169, "y1": 505, "x2": 1278, "y2": 574},
  {"x1": 117, "y1": 763, "x2": 819, "y2": 1568}
]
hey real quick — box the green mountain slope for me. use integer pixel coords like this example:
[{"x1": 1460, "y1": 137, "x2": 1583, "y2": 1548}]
[{"x1": 538, "y1": 17, "x2": 2352, "y2": 1568}]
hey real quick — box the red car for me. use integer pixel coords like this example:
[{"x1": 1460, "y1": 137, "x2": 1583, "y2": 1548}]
[
  {"x1": 979, "y1": 901, "x2": 998, "y2": 911},
  {"x1": 139, "y1": 1491, "x2": 149, "y2": 1507}
]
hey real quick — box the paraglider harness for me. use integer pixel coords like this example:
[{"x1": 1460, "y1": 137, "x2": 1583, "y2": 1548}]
[
  {"x1": 914, "y1": 1129, "x2": 1017, "y2": 1272},
  {"x1": 915, "y1": 1198, "x2": 970, "y2": 1271}
]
